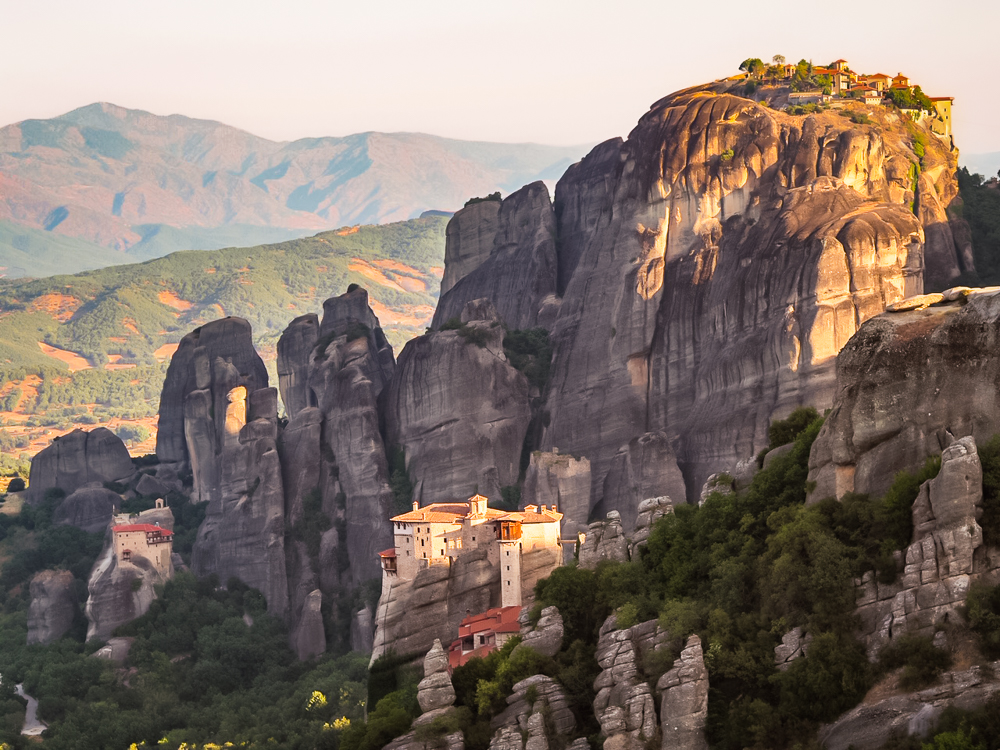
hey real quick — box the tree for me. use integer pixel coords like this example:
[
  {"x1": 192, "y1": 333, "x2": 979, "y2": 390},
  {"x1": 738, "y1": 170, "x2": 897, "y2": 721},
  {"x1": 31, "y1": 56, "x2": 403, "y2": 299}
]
[
  {"x1": 739, "y1": 58, "x2": 765, "y2": 78},
  {"x1": 773, "y1": 54, "x2": 786, "y2": 65}
]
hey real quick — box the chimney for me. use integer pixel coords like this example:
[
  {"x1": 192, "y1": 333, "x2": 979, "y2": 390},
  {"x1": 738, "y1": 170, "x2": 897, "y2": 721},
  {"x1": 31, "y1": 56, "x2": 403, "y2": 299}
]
[
  {"x1": 536, "y1": 504, "x2": 542, "y2": 514},
  {"x1": 412, "y1": 500, "x2": 419, "y2": 512}
]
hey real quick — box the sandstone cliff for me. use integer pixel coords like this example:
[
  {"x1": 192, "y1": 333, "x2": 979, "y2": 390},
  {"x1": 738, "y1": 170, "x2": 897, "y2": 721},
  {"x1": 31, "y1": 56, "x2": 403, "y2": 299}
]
[
  {"x1": 27, "y1": 570, "x2": 78, "y2": 645},
  {"x1": 434, "y1": 84, "x2": 970, "y2": 526}
]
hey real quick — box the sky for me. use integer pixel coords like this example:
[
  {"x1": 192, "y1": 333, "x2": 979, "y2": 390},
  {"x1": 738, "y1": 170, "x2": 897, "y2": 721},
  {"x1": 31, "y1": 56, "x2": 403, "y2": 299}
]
[{"x1": 2, "y1": 0, "x2": 998, "y2": 155}]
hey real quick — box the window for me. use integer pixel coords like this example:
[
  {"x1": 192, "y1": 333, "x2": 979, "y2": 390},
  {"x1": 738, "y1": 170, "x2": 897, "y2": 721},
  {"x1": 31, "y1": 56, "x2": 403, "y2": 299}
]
[
  {"x1": 472, "y1": 536, "x2": 476, "y2": 542},
  {"x1": 506, "y1": 550, "x2": 509, "y2": 557},
  {"x1": 421, "y1": 539, "x2": 425, "y2": 547},
  {"x1": 506, "y1": 565, "x2": 510, "y2": 571}
]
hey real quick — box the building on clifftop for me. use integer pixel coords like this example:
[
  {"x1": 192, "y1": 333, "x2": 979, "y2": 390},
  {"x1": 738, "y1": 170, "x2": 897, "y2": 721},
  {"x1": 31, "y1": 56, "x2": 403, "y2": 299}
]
[
  {"x1": 111, "y1": 498, "x2": 174, "y2": 577},
  {"x1": 378, "y1": 493, "x2": 563, "y2": 608}
]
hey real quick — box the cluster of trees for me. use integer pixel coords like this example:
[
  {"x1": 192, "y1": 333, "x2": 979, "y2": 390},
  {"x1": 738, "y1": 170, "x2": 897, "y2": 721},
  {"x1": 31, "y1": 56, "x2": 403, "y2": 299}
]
[
  {"x1": 739, "y1": 56, "x2": 833, "y2": 94},
  {"x1": 956, "y1": 168, "x2": 1000, "y2": 286}
]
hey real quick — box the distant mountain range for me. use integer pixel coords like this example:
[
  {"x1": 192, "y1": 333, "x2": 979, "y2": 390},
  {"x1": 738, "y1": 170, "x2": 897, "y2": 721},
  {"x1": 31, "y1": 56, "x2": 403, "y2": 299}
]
[{"x1": 0, "y1": 103, "x2": 588, "y2": 278}]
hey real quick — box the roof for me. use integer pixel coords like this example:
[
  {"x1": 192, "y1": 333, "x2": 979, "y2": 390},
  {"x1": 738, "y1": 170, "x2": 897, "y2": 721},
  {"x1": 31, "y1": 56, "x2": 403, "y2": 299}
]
[
  {"x1": 378, "y1": 548, "x2": 396, "y2": 558},
  {"x1": 832, "y1": 58, "x2": 848, "y2": 63},
  {"x1": 930, "y1": 96, "x2": 954, "y2": 101},
  {"x1": 458, "y1": 606, "x2": 522, "y2": 637},
  {"x1": 391, "y1": 500, "x2": 506, "y2": 524},
  {"x1": 867, "y1": 73, "x2": 890, "y2": 79},
  {"x1": 496, "y1": 506, "x2": 563, "y2": 524},
  {"x1": 112, "y1": 524, "x2": 173, "y2": 536}
]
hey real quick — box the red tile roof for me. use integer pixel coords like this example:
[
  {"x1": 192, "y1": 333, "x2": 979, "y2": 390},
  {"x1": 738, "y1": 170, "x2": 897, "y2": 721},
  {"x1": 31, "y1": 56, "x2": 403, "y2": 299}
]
[
  {"x1": 112, "y1": 524, "x2": 173, "y2": 536},
  {"x1": 496, "y1": 506, "x2": 563, "y2": 524},
  {"x1": 378, "y1": 548, "x2": 396, "y2": 558}
]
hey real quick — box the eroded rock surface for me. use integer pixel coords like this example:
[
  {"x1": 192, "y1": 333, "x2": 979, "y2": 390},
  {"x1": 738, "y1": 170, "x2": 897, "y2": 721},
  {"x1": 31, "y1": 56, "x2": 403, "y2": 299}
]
[
  {"x1": 489, "y1": 675, "x2": 576, "y2": 750},
  {"x1": 656, "y1": 635, "x2": 709, "y2": 750},
  {"x1": 27, "y1": 570, "x2": 77, "y2": 645},
  {"x1": 809, "y1": 290, "x2": 1000, "y2": 501},
  {"x1": 600, "y1": 432, "x2": 686, "y2": 529},
  {"x1": 593, "y1": 615, "x2": 669, "y2": 750},
  {"x1": 854, "y1": 436, "x2": 991, "y2": 657},
  {"x1": 515, "y1": 606, "x2": 564, "y2": 658},
  {"x1": 523, "y1": 450, "x2": 591, "y2": 536},
  {"x1": 434, "y1": 182, "x2": 557, "y2": 330},
  {"x1": 440, "y1": 199, "x2": 502, "y2": 295},
  {"x1": 53, "y1": 486, "x2": 119, "y2": 533},
  {"x1": 417, "y1": 639, "x2": 456, "y2": 713},
  {"x1": 27, "y1": 428, "x2": 133, "y2": 502},
  {"x1": 579, "y1": 511, "x2": 629, "y2": 568},
  {"x1": 385, "y1": 304, "x2": 531, "y2": 506},
  {"x1": 156, "y1": 317, "x2": 268, "y2": 465}
]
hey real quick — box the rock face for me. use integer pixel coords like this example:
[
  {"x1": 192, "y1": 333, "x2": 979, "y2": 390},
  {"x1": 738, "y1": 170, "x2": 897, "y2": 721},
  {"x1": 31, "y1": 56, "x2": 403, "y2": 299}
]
[
  {"x1": 292, "y1": 589, "x2": 326, "y2": 661},
  {"x1": 515, "y1": 606, "x2": 564, "y2": 658},
  {"x1": 440, "y1": 199, "x2": 502, "y2": 296},
  {"x1": 433, "y1": 182, "x2": 558, "y2": 330},
  {"x1": 579, "y1": 511, "x2": 630, "y2": 568},
  {"x1": 27, "y1": 428, "x2": 133, "y2": 502},
  {"x1": 593, "y1": 615, "x2": 669, "y2": 750},
  {"x1": 656, "y1": 635, "x2": 709, "y2": 750},
  {"x1": 434, "y1": 85, "x2": 973, "y2": 516},
  {"x1": 522, "y1": 450, "x2": 591, "y2": 537},
  {"x1": 417, "y1": 639, "x2": 456, "y2": 713},
  {"x1": 371, "y1": 548, "x2": 498, "y2": 661},
  {"x1": 820, "y1": 662, "x2": 1000, "y2": 750},
  {"x1": 489, "y1": 675, "x2": 576, "y2": 750},
  {"x1": 774, "y1": 627, "x2": 811, "y2": 671},
  {"x1": 27, "y1": 570, "x2": 78, "y2": 645},
  {"x1": 854, "y1": 436, "x2": 991, "y2": 658},
  {"x1": 53, "y1": 486, "x2": 119, "y2": 533},
  {"x1": 599, "y1": 432, "x2": 685, "y2": 533},
  {"x1": 809, "y1": 289, "x2": 1000, "y2": 500},
  {"x1": 384, "y1": 303, "x2": 531, "y2": 506},
  {"x1": 156, "y1": 317, "x2": 268, "y2": 465}
]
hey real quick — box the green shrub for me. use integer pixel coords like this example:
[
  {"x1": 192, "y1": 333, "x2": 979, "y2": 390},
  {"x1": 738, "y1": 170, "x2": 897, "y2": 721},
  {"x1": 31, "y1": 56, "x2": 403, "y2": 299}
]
[
  {"x1": 964, "y1": 581, "x2": 1000, "y2": 659},
  {"x1": 977, "y1": 435, "x2": 1000, "y2": 545},
  {"x1": 768, "y1": 407, "x2": 820, "y2": 449},
  {"x1": 879, "y1": 634, "x2": 951, "y2": 689},
  {"x1": 464, "y1": 192, "x2": 501, "y2": 207},
  {"x1": 503, "y1": 328, "x2": 553, "y2": 392}
]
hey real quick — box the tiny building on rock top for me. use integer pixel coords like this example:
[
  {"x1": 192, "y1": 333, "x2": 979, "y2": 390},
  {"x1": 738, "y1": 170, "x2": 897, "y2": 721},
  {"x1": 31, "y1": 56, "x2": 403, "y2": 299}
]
[{"x1": 379, "y1": 494, "x2": 563, "y2": 608}]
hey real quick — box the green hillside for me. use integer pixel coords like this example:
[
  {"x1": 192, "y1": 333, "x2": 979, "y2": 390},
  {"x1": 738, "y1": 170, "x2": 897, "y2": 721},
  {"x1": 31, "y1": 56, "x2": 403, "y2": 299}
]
[
  {"x1": 0, "y1": 216, "x2": 446, "y2": 472},
  {"x1": 0, "y1": 221, "x2": 130, "y2": 279}
]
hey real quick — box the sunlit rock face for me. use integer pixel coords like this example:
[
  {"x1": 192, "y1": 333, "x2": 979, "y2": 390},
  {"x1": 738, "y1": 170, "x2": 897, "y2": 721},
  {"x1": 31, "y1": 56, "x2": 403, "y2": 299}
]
[{"x1": 539, "y1": 88, "x2": 945, "y2": 507}]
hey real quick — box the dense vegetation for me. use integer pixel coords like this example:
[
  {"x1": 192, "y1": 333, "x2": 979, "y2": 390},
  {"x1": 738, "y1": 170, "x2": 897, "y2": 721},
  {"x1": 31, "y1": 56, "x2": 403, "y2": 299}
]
[
  {"x1": 956, "y1": 168, "x2": 1000, "y2": 286},
  {"x1": 429, "y1": 409, "x2": 993, "y2": 750}
]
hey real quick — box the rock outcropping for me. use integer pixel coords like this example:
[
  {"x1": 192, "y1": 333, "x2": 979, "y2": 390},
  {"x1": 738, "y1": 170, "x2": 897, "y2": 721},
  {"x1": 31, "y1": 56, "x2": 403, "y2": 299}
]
[
  {"x1": 385, "y1": 301, "x2": 531, "y2": 506},
  {"x1": 489, "y1": 675, "x2": 576, "y2": 750},
  {"x1": 27, "y1": 570, "x2": 78, "y2": 645},
  {"x1": 433, "y1": 182, "x2": 558, "y2": 330},
  {"x1": 593, "y1": 615, "x2": 669, "y2": 750},
  {"x1": 854, "y1": 436, "x2": 991, "y2": 657},
  {"x1": 522, "y1": 450, "x2": 591, "y2": 538},
  {"x1": 27, "y1": 428, "x2": 134, "y2": 502},
  {"x1": 657, "y1": 635, "x2": 709, "y2": 750},
  {"x1": 52, "y1": 486, "x2": 120, "y2": 534},
  {"x1": 156, "y1": 317, "x2": 268, "y2": 466},
  {"x1": 433, "y1": 84, "x2": 971, "y2": 525},
  {"x1": 809, "y1": 289, "x2": 1000, "y2": 500}
]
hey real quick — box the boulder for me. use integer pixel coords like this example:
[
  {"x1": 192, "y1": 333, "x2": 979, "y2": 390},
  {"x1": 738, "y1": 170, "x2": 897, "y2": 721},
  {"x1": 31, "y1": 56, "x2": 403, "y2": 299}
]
[
  {"x1": 515, "y1": 606, "x2": 563, "y2": 658},
  {"x1": 630, "y1": 496, "x2": 673, "y2": 555},
  {"x1": 27, "y1": 570, "x2": 77, "y2": 645},
  {"x1": 417, "y1": 640, "x2": 456, "y2": 712},
  {"x1": 579, "y1": 511, "x2": 629, "y2": 568},
  {"x1": 27, "y1": 428, "x2": 133, "y2": 501},
  {"x1": 53, "y1": 486, "x2": 119, "y2": 533}
]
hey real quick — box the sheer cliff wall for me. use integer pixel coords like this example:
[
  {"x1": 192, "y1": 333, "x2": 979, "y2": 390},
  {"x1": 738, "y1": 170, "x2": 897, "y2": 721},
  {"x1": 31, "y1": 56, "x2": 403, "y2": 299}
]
[{"x1": 436, "y1": 84, "x2": 969, "y2": 514}]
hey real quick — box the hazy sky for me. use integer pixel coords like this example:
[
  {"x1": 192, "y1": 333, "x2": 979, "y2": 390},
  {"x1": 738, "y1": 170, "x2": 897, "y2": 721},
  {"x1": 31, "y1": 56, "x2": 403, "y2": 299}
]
[{"x1": 3, "y1": 0, "x2": 998, "y2": 154}]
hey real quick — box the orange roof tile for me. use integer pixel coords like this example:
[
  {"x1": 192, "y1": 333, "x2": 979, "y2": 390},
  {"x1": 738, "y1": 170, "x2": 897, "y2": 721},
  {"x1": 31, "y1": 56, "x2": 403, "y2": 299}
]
[
  {"x1": 391, "y1": 502, "x2": 470, "y2": 523},
  {"x1": 112, "y1": 524, "x2": 173, "y2": 536},
  {"x1": 378, "y1": 548, "x2": 396, "y2": 558}
]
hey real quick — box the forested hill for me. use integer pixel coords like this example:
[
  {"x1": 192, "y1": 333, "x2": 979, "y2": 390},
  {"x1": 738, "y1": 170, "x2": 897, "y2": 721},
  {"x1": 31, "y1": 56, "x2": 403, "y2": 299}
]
[{"x1": 0, "y1": 216, "x2": 447, "y2": 474}]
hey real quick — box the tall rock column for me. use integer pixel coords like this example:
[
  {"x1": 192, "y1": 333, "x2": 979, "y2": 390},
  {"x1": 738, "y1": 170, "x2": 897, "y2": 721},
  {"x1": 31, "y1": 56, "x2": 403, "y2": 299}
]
[{"x1": 656, "y1": 635, "x2": 709, "y2": 750}]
